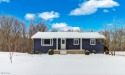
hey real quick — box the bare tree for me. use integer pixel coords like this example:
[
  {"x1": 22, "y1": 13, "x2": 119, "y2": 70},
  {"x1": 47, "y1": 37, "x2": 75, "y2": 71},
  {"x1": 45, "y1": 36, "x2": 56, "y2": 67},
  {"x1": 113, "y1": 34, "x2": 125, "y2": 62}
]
[
  {"x1": 101, "y1": 18, "x2": 125, "y2": 56},
  {"x1": 0, "y1": 15, "x2": 27, "y2": 63}
]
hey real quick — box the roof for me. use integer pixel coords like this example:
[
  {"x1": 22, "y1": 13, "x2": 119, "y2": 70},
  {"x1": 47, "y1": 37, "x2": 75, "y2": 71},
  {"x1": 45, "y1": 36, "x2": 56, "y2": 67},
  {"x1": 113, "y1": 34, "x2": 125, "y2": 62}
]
[{"x1": 31, "y1": 32, "x2": 106, "y2": 39}]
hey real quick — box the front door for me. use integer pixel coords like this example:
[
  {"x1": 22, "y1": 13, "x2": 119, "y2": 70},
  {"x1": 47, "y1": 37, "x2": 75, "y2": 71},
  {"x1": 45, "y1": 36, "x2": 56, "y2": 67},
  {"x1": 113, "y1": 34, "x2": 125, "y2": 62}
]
[{"x1": 61, "y1": 39, "x2": 66, "y2": 49}]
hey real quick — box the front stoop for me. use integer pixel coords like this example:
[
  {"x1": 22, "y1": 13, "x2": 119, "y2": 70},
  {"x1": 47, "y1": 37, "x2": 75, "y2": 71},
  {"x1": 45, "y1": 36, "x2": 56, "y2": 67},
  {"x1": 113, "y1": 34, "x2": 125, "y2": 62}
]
[{"x1": 60, "y1": 50, "x2": 67, "y2": 55}]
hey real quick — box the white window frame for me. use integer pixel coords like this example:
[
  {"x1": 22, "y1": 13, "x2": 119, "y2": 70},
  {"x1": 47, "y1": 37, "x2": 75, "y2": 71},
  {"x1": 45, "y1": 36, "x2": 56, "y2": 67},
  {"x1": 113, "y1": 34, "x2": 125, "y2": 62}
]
[
  {"x1": 73, "y1": 39, "x2": 79, "y2": 45},
  {"x1": 90, "y1": 39, "x2": 96, "y2": 45},
  {"x1": 41, "y1": 39, "x2": 53, "y2": 46}
]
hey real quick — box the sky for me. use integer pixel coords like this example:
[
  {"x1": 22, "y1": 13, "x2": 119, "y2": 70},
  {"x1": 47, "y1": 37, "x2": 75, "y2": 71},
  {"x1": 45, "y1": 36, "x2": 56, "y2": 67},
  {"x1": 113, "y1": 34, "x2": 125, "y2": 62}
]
[{"x1": 0, "y1": 0, "x2": 125, "y2": 31}]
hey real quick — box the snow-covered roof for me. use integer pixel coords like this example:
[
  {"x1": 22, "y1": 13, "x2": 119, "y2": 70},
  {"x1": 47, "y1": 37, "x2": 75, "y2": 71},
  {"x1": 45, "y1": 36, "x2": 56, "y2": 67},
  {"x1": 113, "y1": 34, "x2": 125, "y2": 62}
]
[{"x1": 31, "y1": 32, "x2": 106, "y2": 39}]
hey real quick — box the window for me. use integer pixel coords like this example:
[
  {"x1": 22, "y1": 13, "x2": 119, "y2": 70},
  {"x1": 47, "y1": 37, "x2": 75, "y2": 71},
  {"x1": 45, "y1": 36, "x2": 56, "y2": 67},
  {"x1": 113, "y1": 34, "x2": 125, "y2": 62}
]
[
  {"x1": 90, "y1": 39, "x2": 96, "y2": 45},
  {"x1": 73, "y1": 39, "x2": 79, "y2": 45},
  {"x1": 62, "y1": 40, "x2": 65, "y2": 44},
  {"x1": 41, "y1": 39, "x2": 53, "y2": 46}
]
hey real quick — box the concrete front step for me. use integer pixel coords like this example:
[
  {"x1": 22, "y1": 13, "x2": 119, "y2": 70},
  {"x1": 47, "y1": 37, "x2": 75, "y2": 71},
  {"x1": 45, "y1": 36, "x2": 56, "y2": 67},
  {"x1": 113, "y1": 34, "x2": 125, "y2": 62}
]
[{"x1": 60, "y1": 50, "x2": 67, "y2": 55}]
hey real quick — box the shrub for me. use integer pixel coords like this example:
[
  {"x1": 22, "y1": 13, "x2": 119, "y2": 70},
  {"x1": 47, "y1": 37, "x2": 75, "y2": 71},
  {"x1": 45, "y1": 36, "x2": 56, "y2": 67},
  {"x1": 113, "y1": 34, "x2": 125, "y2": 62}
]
[
  {"x1": 48, "y1": 49, "x2": 54, "y2": 55},
  {"x1": 89, "y1": 51, "x2": 93, "y2": 54},
  {"x1": 93, "y1": 50, "x2": 96, "y2": 54},
  {"x1": 104, "y1": 45, "x2": 109, "y2": 52},
  {"x1": 105, "y1": 51, "x2": 109, "y2": 55},
  {"x1": 85, "y1": 50, "x2": 90, "y2": 55}
]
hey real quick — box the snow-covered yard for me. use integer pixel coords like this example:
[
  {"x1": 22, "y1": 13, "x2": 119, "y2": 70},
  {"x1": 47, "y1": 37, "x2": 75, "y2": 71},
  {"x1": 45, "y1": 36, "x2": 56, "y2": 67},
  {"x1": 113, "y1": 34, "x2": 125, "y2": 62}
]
[{"x1": 0, "y1": 52, "x2": 125, "y2": 75}]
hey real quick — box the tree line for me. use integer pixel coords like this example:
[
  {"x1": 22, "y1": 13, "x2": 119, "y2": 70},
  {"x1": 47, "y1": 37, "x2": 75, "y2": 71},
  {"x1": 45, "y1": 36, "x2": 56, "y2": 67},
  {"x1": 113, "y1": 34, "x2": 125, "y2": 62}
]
[
  {"x1": 100, "y1": 18, "x2": 125, "y2": 55},
  {"x1": 0, "y1": 15, "x2": 125, "y2": 53},
  {"x1": 0, "y1": 15, "x2": 49, "y2": 53}
]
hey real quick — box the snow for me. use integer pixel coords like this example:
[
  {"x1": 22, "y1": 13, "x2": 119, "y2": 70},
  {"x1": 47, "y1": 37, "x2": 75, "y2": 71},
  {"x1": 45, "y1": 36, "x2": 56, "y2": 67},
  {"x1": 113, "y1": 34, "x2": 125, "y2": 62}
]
[
  {"x1": 31, "y1": 32, "x2": 106, "y2": 39},
  {"x1": 0, "y1": 52, "x2": 125, "y2": 75}
]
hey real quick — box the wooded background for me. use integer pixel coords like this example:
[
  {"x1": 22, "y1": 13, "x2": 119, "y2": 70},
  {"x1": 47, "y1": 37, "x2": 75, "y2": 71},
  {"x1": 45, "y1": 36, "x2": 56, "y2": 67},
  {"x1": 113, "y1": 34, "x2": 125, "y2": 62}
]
[{"x1": 0, "y1": 15, "x2": 125, "y2": 53}]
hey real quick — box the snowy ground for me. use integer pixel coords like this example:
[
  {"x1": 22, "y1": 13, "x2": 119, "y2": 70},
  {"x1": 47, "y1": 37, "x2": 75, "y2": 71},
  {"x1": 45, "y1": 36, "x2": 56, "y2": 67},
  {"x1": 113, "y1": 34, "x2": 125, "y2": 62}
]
[{"x1": 0, "y1": 52, "x2": 125, "y2": 75}]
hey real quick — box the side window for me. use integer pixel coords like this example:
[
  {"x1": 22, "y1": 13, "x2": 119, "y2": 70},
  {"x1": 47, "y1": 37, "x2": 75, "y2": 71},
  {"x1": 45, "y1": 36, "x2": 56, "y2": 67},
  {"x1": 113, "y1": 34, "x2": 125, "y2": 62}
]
[
  {"x1": 41, "y1": 39, "x2": 53, "y2": 46},
  {"x1": 44, "y1": 39, "x2": 51, "y2": 44},
  {"x1": 74, "y1": 39, "x2": 79, "y2": 45},
  {"x1": 90, "y1": 39, "x2": 96, "y2": 45}
]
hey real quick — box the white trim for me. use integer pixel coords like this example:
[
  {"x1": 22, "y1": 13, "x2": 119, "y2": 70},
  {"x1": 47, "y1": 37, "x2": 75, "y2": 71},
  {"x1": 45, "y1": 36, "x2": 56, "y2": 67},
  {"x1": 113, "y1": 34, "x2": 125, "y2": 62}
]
[
  {"x1": 56, "y1": 38, "x2": 58, "y2": 50},
  {"x1": 73, "y1": 39, "x2": 79, "y2": 45},
  {"x1": 90, "y1": 39, "x2": 96, "y2": 45},
  {"x1": 41, "y1": 38, "x2": 53, "y2": 46},
  {"x1": 80, "y1": 38, "x2": 82, "y2": 50}
]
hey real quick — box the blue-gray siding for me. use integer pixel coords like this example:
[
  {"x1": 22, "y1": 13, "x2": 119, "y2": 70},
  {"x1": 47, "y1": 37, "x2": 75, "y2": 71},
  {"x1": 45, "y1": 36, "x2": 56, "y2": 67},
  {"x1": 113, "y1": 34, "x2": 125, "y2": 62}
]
[
  {"x1": 34, "y1": 39, "x2": 56, "y2": 53},
  {"x1": 66, "y1": 39, "x2": 80, "y2": 49},
  {"x1": 33, "y1": 38, "x2": 104, "y2": 53},
  {"x1": 82, "y1": 39, "x2": 104, "y2": 53}
]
